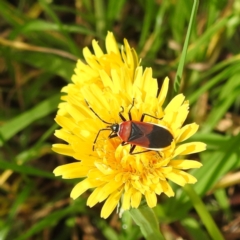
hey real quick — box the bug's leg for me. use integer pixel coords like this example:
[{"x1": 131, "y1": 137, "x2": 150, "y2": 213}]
[
  {"x1": 140, "y1": 113, "x2": 162, "y2": 122},
  {"x1": 129, "y1": 144, "x2": 162, "y2": 156},
  {"x1": 130, "y1": 148, "x2": 152, "y2": 155},
  {"x1": 130, "y1": 148, "x2": 162, "y2": 156},
  {"x1": 119, "y1": 106, "x2": 124, "y2": 114},
  {"x1": 109, "y1": 132, "x2": 118, "y2": 139},
  {"x1": 129, "y1": 145, "x2": 137, "y2": 154},
  {"x1": 157, "y1": 151, "x2": 163, "y2": 158},
  {"x1": 129, "y1": 143, "x2": 162, "y2": 155},
  {"x1": 121, "y1": 141, "x2": 129, "y2": 146},
  {"x1": 93, "y1": 128, "x2": 111, "y2": 150},
  {"x1": 119, "y1": 106, "x2": 127, "y2": 122},
  {"x1": 128, "y1": 98, "x2": 135, "y2": 121}
]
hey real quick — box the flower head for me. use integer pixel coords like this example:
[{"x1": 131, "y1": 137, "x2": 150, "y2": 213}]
[{"x1": 53, "y1": 32, "x2": 206, "y2": 219}]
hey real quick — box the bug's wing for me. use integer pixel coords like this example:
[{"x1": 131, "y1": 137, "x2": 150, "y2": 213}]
[
  {"x1": 146, "y1": 125, "x2": 173, "y2": 148},
  {"x1": 127, "y1": 122, "x2": 150, "y2": 148},
  {"x1": 129, "y1": 122, "x2": 173, "y2": 149}
]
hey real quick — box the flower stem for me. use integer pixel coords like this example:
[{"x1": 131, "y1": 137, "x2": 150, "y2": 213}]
[
  {"x1": 129, "y1": 205, "x2": 165, "y2": 240},
  {"x1": 184, "y1": 185, "x2": 225, "y2": 240}
]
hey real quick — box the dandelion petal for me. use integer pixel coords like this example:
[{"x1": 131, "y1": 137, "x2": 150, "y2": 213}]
[{"x1": 101, "y1": 189, "x2": 123, "y2": 219}]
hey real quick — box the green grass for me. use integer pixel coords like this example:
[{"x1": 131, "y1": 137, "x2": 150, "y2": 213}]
[{"x1": 1, "y1": 0, "x2": 240, "y2": 239}]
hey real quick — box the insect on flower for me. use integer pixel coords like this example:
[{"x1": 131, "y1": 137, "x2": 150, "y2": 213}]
[
  {"x1": 53, "y1": 33, "x2": 206, "y2": 219},
  {"x1": 86, "y1": 99, "x2": 174, "y2": 155}
]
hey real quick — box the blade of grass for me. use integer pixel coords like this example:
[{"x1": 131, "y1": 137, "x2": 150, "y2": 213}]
[
  {"x1": 184, "y1": 185, "x2": 224, "y2": 240},
  {"x1": 18, "y1": 19, "x2": 95, "y2": 35},
  {"x1": 171, "y1": 0, "x2": 192, "y2": 43},
  {"x1": 121, "y1": 211, "x2": 142, "y2": 240},
  {"x1": 95, "y1": 219, "x2": 120, "y2": 240},
  {"x1": 214, "y1": 189, "x2": 232, "y2": 221},
  {"x1": 187, "y1": 16, "x2": 231, "y2": 61},
  {"x1": 185, "y1": 55, "x2": 240, "y2": 92},
  {"x1": 138, "y1": 0, "x2": 155, "y2": 51},
  {"x1": 16, "y1": 124, "x2": 58, "y2": 164},
  {"x1": 14, "y1": 199, "x2": 85, "y2": 240},
  {"x1": 130, "y1": 205, "x2": 165, "y2": 240},
  {"x1": 181, "y1": 217, "x2": 211, "y2": 240},
  {"x1": 106, "y1": 0, "x2": 126, "y2": 30},
  {"x1": 0, "y1": 1, "x2": 25, "y2": 27},
  {"x1": 146, "y1": 0, "x2": 169, "y2": 58},
  {"x1": 174, "y1": 0, "x2": 199, "y2": 93},
  {"x1": 0, "y1": 94, "x2": 60, "y2": 146},
  {"x1": 202, "y1": 71, "x2": 240, "y2": 132},
  {"x1": 188, "y1": 62, "x2": 240, "y2": 104},
  {"x1": 188, "y1": 132, "x2": 231, "y2": 150},
  {"x1": 8, "y1": 182, "x2": 33, "y2": 219},
  {"x1": 202, "y1": 85, "x2": 240, "y2": 133},
  {"x1": 38, "y1": 0, "x2": 80, "y2": 56},
  {"x1": 0, "y1": 37, "x2": 78, "y2": 62},
  {"x1": 0, "y1": 180, "x2": 33, "y2": 240},
  {"x1": 164, "y1": 133, "x2": 240, "y2": 221},
  {"x1": 0, "y1": 159, "x2": 54, "y2": 179},
  {"x1": 94, "y1": 0, "x2": 106, "y2": 39}
]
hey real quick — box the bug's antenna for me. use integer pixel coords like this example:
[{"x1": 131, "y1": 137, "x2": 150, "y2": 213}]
[{"x1": 85, "y1": 100, "x2": 112, "y2": 125}]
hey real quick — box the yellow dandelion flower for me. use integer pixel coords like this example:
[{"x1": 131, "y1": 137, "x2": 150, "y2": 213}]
[{"x1": 53, "y1": 32, "x2": 206, "y2": 219}]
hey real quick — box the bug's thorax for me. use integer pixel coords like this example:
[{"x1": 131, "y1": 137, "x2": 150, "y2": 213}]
[{"x1": 118, "y1": 121, "x2": 132, "y2": 142}]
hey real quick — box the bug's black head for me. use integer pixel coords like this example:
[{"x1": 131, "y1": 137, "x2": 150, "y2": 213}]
[{"x1": 110, "y1": 123, "x2": 119, "y2": 133}]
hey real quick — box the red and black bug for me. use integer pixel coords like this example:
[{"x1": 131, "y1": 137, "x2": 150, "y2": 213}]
[{"x1": 86, "y1": 99, "x2": 174, "y2": 155}]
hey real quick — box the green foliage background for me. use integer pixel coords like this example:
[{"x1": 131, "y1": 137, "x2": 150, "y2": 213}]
[{"x1": 0, "y1": 0, "x2": 240, "y2": 239}]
